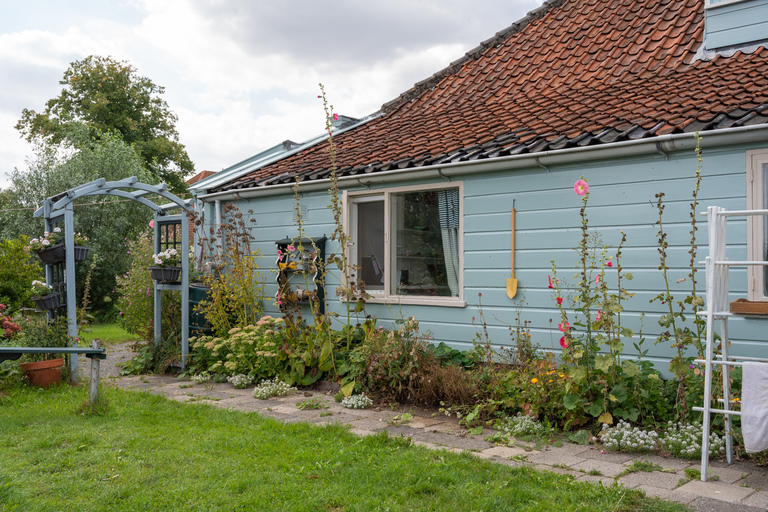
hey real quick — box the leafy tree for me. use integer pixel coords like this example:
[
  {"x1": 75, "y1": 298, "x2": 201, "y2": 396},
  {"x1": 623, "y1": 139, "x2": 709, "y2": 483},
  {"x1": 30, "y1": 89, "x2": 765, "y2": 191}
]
[
  {"x1": 15, "y1": 55, "x2": 193, "y2": 193},
  {"x1": 0, "y1": 236, "x2": 43, "y2": 311},
  {"x1": 1, "y1": 125, "x2": 155, "y2": 318}
]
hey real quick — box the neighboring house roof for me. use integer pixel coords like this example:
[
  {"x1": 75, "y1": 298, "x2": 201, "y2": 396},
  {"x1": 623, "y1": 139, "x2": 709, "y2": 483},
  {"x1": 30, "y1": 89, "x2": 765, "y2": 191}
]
[
  {"x1": 187, "y1": 170, "x2": 217, "y2": 185},
  {"x1": 210, "y1": 0, "x2": 768, "y2": 194}
]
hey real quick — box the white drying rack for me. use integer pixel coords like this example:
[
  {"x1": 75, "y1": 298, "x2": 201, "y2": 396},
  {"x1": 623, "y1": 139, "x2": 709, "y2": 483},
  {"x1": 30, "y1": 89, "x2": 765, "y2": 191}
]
[{"x1": 694, "y1": 205, "x2": 768, "y2": 481}]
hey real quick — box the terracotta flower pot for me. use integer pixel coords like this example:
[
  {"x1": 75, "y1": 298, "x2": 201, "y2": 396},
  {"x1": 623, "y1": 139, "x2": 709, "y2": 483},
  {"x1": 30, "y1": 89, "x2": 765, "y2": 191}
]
[{"x1": 19, "y1": 358, "x2": 65, "y2": 388}]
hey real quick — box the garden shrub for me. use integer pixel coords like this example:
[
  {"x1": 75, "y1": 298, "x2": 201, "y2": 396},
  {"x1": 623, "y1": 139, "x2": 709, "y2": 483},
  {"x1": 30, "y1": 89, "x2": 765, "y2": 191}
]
[
  {"x1": 115, "y1": 232, "x2": 181, "y2": 342},
  {"x1": 188, "y1": 317, "x2": 284, "y2": 380},
  {"x1": 0, "y1": 236, "x2": 42, "y2": 311}
]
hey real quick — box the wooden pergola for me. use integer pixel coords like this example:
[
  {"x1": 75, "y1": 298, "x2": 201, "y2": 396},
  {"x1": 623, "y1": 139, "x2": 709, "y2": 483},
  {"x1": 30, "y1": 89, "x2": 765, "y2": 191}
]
[{"x1": 34, "y1": 177, "x2": 193, "y2": 380}]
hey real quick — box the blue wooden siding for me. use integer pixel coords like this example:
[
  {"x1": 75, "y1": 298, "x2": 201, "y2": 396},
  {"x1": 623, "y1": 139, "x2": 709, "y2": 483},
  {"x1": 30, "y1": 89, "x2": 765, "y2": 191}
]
[
  {"x1": 706, "y1": 0, "x2": 768, "y2": 49},
  {"x1": 221, "y1": 140, "x2": 767, "y2": 373}
]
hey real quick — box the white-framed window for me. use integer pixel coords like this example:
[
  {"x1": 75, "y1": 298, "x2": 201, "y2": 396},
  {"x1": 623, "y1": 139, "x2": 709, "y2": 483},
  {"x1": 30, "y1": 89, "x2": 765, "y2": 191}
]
[
  {"x1": 746, "y1": 149, "x2": 768, "y2": 301},
  {"x1": 345, "y1": 182, "x2": 465, "y2": 307}
]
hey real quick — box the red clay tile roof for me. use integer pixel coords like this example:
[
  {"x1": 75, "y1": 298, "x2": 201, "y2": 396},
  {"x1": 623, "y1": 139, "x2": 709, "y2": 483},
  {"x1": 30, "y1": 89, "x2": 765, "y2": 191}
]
[
  {"x1": 214, "y1": 0, "x2": 768, "y2": 193},
  {"x1": 187, "y1": 170, "x2": 217, "y2": 185}
]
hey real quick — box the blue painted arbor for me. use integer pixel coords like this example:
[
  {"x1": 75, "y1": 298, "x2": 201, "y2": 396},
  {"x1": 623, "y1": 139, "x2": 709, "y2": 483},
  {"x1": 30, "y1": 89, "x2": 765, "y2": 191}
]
[{"x1": 34, "y1": 177, "x2": 193, "y2": 380}]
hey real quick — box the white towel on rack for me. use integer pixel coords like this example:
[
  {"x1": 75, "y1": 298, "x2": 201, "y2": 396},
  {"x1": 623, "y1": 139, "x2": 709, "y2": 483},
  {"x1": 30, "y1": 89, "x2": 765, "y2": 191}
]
[{"x1": 742, "y1": 362, "x2": 768, "y2": 453}]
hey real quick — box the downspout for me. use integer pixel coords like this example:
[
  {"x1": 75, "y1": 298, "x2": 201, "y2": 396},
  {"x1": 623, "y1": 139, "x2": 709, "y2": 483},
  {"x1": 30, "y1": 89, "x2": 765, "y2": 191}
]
[{"x1": 215, "y1": 200, "x2": 223, "y2": 259}]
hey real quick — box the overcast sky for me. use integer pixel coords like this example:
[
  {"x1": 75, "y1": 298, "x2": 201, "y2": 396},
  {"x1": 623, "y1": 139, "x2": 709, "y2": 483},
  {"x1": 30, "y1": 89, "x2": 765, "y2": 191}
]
[{"x1": 0, "y1": 0, "x2": 541, "y2": 189}]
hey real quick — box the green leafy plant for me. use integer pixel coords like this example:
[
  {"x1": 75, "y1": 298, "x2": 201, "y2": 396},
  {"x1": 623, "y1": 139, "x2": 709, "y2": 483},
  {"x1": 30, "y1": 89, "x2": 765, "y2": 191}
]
[
  {"x1": 296, "y1": 396, "x2": 329, "y2": 410},
  {"x1": 0, "y1": 236, "x2": 42, "y2": 310},
  {"x1": 197, "y1": 203, "x2": 264, "y2": 337}
]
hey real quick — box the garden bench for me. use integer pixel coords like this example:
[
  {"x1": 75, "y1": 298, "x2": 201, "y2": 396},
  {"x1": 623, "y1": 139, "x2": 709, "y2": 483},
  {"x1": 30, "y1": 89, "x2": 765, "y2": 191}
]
[{"x1": 0, "y1": 344, "x2": 106, "y2": 402}]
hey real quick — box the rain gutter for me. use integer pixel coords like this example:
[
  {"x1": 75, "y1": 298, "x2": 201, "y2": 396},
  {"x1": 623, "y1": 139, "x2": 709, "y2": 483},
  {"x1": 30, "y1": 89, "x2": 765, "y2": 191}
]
[{"x1": 197, "y1": 124, "x2": 768, "y2": 203}]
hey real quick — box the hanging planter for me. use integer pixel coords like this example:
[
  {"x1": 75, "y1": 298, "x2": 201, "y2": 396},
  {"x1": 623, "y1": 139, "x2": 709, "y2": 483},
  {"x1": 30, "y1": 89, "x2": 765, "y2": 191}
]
[
  {"x1": 32, "y1": 292, "x2": 62, "y2": 311},
  {"x1": 73, "y1": 246, "x2": 91, "y2": 262},
  {"x1": 150, "y1": 266, "x2": 182, "y2": 283},
  {"x1": 36, "y1": 243, "x2": 66, "y2": 265},
  {"x1": 20, "y1": 358, "x2": 65, "y2": 388}
]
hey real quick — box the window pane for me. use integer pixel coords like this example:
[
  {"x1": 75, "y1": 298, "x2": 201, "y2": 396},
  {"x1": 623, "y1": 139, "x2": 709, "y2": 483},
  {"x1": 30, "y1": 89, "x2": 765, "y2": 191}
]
[
  {"x1": 391, "y1": 189, "x2": 458, "y2": 297},
  {"x1": 356, "y1": 201, "x2": 385, "y2": 290}
]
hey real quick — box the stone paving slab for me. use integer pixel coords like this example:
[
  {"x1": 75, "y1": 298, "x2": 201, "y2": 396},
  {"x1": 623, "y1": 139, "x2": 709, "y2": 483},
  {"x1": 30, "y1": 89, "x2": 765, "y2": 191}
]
[
  {"x1": 674, "y1": 480, "x2": 756, "y2": 503},
  {"x1": 383, "y1": 425, "x2": 491, "y2": 451},
  {"x1": 579, "y1": 448, "x2": 637, "y2": 464},
  {"x1": 571, "y1": 459, "x2": 626, "y2": 478},
  {"x1": 525, "y1": 450, "x2": 586, "y2": 467},
  {"x1": 576, "y1": 474, "x2": 616, "y2": 487},
  {"x1": 641, "y1": 485, "x2": 697, "y2": 504},
  {"x1": 688, "y1": 497, "x2": 767, "y2": 512},
  {"x1": 740, "y1": 471, "x2": 768, "y2": 491},
  {"x1": 478, "y1": 445, "x2": 530, "y2": 460},
  {"x1": 535, "y1": 464, "x2": 581, "y2": 477},
  {"x1": 707, "y1": 466, "x2": 751, "y2": 485},
  {"x1": 639, "y1": 454, "x2": 696, "y2": 472},
  {"x1": 742, "y1": 490, "x2": 768, "y2": 508},
  {"x1": 618, "y1": 470, "x2": 683, "y2": 490}
]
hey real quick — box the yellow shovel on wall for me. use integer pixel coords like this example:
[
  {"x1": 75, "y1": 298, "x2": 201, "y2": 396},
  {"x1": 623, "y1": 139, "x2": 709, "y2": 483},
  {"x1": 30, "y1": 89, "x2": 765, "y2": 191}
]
[{"x1": 506, "y1": 203, "x2": 518, "y2": 298}]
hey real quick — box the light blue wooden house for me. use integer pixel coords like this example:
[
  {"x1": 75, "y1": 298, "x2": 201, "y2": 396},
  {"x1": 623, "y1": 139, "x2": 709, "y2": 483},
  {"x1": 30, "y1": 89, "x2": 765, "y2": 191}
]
[{"x1": 190, "y1": 0, "x2": 768, "y2": 369}]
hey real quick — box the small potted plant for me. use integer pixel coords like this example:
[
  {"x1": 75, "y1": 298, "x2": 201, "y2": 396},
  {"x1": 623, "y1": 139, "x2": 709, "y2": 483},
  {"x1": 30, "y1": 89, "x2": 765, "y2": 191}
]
[
  {"x1": 150, "y1": 248, "x2": 182, "y2": 283},
  {"x1": 13, "y1": 314, "x2": 69, "y2": 388},
  {"x1": 30, "y1": 280, "x2": 61, "y2": 311},
  {"x1": 73, "y1": 232, "x2": 91, "y2": 262},
  {"x1": 27, "y1": 228, "x2": 64, "y2": 265}
]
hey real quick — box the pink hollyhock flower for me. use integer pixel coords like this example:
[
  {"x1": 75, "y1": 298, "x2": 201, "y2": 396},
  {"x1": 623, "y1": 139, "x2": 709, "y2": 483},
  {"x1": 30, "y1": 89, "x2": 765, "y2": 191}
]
[
  {"x1": 548, "y1": 275, "x2": 554, "y2": 289},
  {"x1": 333, "y1": 113, "x2": 339, "y2": 121},
  {"x1": 596, "y1": 310, "x2": 602, "y2": 322},
  {"x1": 558, "y1": 322, "x2": 570, "y2": 332},
  {"x1": 606, "y1": 261, "x2": 613, "y2": 267},
  {"x1": 556, "y1": 297, "x2": 563, "y2": 305},
  {"x1": 149, "y1": 220, "x2": 155, "y2": 228},
  {"x1": 595, "y1": 274, "x2": 600, "y2": 284},
  {"x1": 559, "y1": 336, "x2": 569, "y2": 349},
  {"x1": 287, "y1": 245, "x2": 295, "y2": 252},
  {"x1": 574, "y1": 179, "x2": 589, "y2": 196}
]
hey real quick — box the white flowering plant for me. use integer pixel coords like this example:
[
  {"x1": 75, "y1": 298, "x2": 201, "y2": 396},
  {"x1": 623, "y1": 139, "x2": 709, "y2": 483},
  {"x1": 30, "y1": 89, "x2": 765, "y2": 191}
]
[
  {"x1": 227, "y1": 374, "x2": 252, "y2": 389},
  {"x1": 341, "y1": 394, "x2": 373, "y2": 409},
  {"x1": 252, "y1": 378, "x2": 295, "y2": 399},
  {"x1": 600, "y1": 420, "x2": 658, "y2": 453},
  {"x1": 499, "y1": 413, "x2": 548, "y2": 438},
  {"x1": 26, "y1": 228, "x2": 63, "y2": 252},
  {"x1": 191, "y1": 372, "x2": 211, "y2": 384},
  {"x1": 152, "y1": 248, "x2": 180, "y2": 267},
  {"x1": 660, "y1": 421, "x2": 725, "y2": 459},
  {"x1": 31, "y1": 280, "x2": 53, "y2": 297}
]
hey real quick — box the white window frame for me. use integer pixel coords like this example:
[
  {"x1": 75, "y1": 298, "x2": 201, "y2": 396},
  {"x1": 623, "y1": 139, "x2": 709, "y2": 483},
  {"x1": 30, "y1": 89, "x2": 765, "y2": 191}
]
[
  {"x1": 746, "y1": 149, "x2": 768, "y2": 301},
  {"x1": 343, "y1": 182, "x2": 466, "y2": 307}
]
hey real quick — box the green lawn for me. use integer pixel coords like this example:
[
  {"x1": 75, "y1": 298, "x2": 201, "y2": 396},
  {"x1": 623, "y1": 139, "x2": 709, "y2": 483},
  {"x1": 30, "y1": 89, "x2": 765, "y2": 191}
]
[
  {"x1": 0, "y1": 385, "x2": 688, "y2": 512},
  {"x1": 79, "y1": 322, "x2": 142, "y2": 347}
]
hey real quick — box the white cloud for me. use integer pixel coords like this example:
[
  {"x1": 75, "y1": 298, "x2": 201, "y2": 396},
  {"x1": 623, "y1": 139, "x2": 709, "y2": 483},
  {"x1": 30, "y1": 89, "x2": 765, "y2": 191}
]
[{"x1": 0, "y1": 0, "x2": 541, "y2": 188}]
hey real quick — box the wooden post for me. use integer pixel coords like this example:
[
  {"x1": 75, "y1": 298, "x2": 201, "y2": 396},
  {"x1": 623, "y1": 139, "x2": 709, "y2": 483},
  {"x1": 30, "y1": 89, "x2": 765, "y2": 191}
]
[{"x1": 89, "y1": 339, "x2": 101, "y2": 403}]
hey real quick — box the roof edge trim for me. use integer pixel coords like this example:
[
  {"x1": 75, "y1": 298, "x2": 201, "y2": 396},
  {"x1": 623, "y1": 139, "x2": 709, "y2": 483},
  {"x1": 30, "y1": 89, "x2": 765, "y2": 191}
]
[{"x1": 197, "y1": 124, "x2": 768, "y2": 203}]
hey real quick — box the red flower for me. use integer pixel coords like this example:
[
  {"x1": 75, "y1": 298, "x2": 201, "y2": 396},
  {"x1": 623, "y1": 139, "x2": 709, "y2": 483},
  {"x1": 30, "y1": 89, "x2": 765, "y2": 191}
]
[
  {"x1": 559, "y1": 336, "x2": 569, "y2": 349},
  {"x1": 548, "y1": 275, "x2": 554, "y2": 289},
  {"x1": 556, "y1": 297, "x2": 563, "y2": 305}
]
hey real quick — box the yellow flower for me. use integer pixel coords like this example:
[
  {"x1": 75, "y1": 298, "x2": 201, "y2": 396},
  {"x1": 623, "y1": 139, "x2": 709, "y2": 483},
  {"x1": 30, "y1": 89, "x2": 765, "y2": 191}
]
[
  {"x1": 531, "y1": 378, "x2": 539, "y2": 384},
  {"x1": 548, "y1": 379, "x2": 553, "y2": 383}
]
